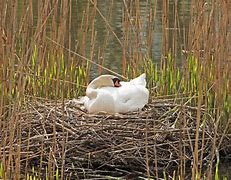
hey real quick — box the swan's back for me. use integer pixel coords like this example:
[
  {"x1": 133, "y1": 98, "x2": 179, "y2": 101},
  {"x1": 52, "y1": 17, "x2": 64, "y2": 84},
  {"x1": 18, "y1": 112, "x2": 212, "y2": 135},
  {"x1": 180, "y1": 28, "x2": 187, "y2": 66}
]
[{"x1": 116, "y1": 73, "x2": 149, "y2": 112}]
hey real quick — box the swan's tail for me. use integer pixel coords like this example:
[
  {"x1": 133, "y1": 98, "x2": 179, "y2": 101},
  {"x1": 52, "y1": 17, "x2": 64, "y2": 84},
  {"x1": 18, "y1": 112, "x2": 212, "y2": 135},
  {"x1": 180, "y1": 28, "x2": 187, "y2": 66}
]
[
  {"x1": 72, "y1": 96, "x2": 88, "y2": 104},
  {"x1": 130, "y1": 73, "x2": 147, "y2": 86}
]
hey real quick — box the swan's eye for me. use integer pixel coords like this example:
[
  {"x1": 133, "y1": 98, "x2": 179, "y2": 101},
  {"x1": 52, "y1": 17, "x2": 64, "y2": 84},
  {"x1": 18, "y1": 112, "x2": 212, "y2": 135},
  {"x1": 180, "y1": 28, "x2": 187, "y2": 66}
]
[{"x1": 112, "y1": 78, "x2": 121, "y2": 87}]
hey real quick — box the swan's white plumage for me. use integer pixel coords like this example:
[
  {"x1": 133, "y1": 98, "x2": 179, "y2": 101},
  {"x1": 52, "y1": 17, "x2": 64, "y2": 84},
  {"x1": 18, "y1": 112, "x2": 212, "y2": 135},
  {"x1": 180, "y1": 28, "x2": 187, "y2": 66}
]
[{"x1": 82, "y1": 73, "x2": 149, "y2": 113}]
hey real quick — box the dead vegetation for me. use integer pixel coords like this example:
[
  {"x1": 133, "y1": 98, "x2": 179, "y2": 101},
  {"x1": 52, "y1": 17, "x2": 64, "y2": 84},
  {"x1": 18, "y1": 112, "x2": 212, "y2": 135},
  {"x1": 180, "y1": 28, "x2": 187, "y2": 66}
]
[{"x1": 2, "y1": 98, "x2": 227, "y2": 179}]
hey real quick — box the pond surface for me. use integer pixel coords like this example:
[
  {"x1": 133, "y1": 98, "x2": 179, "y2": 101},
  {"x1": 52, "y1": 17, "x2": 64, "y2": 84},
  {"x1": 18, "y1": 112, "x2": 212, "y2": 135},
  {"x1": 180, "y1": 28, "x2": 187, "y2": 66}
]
[
  {"x1": 69, "y1": 0, "x2": 191, "y2": 75},
  {"x1": 18, "y1": 0, "x2": 191, "y2": 75}
]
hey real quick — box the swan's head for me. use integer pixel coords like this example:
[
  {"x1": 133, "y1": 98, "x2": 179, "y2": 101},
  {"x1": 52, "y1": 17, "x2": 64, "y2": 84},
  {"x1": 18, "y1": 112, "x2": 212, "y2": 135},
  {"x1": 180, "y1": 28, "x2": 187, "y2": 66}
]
[{"x1": 89, "y1": 75, "x2": 121, "y2": 88}]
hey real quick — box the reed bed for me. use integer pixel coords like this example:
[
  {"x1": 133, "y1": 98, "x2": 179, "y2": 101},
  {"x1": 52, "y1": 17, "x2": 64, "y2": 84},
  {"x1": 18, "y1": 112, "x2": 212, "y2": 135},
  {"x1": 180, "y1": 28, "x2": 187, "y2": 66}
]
[{"x1": 0, "y1": 0, "x2": 230, "y2": 179}]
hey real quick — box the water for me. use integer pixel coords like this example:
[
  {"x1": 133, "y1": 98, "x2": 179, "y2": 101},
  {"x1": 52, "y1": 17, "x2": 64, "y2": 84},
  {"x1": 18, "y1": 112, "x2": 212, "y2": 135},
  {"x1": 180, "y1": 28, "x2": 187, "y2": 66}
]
[
  {"x1": 68, "y1": 0, "x2": 191, "y2": 75},
  {"x1": 17, "y1": 0, "x2": 191, "y2": 74}
]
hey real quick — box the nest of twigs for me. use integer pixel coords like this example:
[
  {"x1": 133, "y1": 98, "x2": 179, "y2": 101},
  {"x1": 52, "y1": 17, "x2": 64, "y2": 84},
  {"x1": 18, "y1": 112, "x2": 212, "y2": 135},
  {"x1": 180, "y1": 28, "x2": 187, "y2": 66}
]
[{"x1": 15, "y1": 99, "x2": 220, "y2": 178}]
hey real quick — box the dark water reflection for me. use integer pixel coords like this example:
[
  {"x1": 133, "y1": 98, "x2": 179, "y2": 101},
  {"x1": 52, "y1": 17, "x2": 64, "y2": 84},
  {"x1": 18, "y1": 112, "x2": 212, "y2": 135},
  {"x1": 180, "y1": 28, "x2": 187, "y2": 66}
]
[
  {"x1": 17, "y1": 0, "x2": 191, "y2": 74},
  {"x1": 69, "y1": 0, "x2": 191, "y2": 76},
  {"x1": 218, "y1": 158, "x2": 231, "y2": 179}
]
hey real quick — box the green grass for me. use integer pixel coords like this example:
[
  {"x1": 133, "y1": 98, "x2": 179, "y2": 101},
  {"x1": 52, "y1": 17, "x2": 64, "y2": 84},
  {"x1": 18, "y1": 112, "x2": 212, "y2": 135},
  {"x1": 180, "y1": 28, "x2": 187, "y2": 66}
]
[
  {"x1": 0, "y1": 162, "x2": 3, "y2": 179},
  {"x1": 15, "y1": 46, "x2": 89, "y2": 99}
]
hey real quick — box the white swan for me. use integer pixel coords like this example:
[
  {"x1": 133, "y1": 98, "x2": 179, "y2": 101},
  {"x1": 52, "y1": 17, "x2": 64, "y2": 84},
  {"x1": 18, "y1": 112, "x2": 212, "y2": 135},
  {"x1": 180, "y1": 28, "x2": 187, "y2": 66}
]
[{"x1": 81, "y1": 73, "x2": 149, "y2": 113}]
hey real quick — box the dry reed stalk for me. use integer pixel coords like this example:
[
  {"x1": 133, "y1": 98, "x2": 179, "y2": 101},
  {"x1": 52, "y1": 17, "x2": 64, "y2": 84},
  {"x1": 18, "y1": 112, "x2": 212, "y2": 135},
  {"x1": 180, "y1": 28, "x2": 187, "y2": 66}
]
[
  {"x1": 89, "y1": 0, "x2": 97, "y2": 66},
  {"x1": 50, "y1": 0, "x2": 59, "y2": 53},
  {"x1": 184, "y1": 0, "x2": 230, "y2": 179},
  {"x1": 133, "y1": 0, "x2": 141, "y2": 75},
  {"x1": 122, "y1": 0, "x2": 129, "y2": 75},
  {"x1": 207, "y1": 2, "x2": 229, "y2": 177},
  {"x1": 0, "y1": 1, "x2": 4, "y2": 69},
  {"x1": 162, "y1": 0, "x2": 169, "y2": 57},
  {"x1": 147, "y1": 0, "x2": 156, "y2": 59}
]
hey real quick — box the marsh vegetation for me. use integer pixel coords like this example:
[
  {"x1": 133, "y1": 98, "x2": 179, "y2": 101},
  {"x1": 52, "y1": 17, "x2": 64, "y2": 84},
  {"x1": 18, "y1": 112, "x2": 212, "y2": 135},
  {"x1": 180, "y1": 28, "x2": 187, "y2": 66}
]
[{"x1": 0, "y1": 0, "x2": 230, "y2": 179}]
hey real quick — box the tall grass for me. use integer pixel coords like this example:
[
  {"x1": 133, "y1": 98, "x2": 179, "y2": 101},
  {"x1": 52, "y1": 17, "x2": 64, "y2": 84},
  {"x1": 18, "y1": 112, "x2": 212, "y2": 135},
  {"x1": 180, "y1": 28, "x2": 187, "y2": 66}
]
[{"x1": 0, "y1": 0, "x2": 230, "y2": 179}]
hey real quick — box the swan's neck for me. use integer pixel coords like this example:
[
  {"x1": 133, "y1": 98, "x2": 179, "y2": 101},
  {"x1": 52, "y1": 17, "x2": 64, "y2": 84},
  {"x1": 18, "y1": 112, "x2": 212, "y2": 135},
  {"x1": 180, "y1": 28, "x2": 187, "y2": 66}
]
[
  {"x1": 86, "y1": 76, "x2": 114, "y2": 99},
  {"x1": 86, "y1": 81, "x2": 102, "y2": 99}
]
